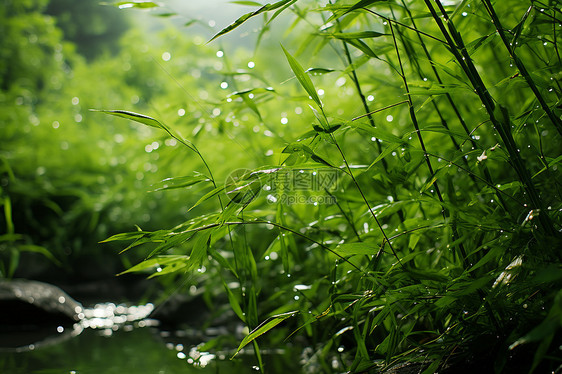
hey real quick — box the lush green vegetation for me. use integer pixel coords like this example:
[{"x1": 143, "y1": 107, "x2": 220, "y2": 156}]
[{"x1": 2, "y1": 0, "x2": 562, "y2": 372}]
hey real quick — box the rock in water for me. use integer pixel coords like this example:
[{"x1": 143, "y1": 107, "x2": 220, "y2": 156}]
[{"x1": 0, "y1": 279, "x2": 84, "y2": 351}]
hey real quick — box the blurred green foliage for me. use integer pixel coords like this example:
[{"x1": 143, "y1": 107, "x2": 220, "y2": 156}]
[
  {"x1": 45, "y1": 0, "x2": 129, "y2": 60},
  {"x1": 0, "y1": 0, "x2": 226, "y2": 279},
  {"x1": 1, "y1": 0, "x2": 562, "y2": 372}
]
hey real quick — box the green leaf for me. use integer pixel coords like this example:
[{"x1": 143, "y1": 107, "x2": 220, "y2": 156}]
[
  {"x1": 150, "y1": 174, "x2": 210, "y2": 192},
  {"x1": 230, "y1": 1, "x2": 263, "y2": 5},
  {"x1": 17, "y1": 244, "x2": 62, "y2": 266},
  {"x1": 282, "y1": 142, "x2": 337, "y2": 168},
  {"x1": 313, "y1": 123, "x2": 341, "y2": 134},
  {"x1": 145, "y1": 231, "x2": 194, "y2": 259},
  {"x1": 156, "y1": 12, "x2": 177, "y2": 17},
  {"x1": 119, "y1": 255, "x2": 188, "y2": 275},
  {"x1": 228, "y1": 87, "x2": 275, "y2": 97},
  {"x1": 281, "y1": 45, "x2": 322, "y2": 108},
  {"x1": 329, "y1": 31, "x2": 387, "y2": 40},
  {"x1": 367, "y1": 143, "x2": 401, "y2": 170},
  {"x1": 91, "y1": 109, "x2": 197, "y2": 152},
  {"x1": 420, "y1": 165, "x2": 450, "y2": 193},
  {"x1": 185, "y1": 230, "x2": 211, "y2": 270},
  {"x1": 510, "y1": 5, "x2": 532, "y2": 50},
  {"x1": 532, "y1": 155, "x2": 562, "y2": 178},
  {"x1": 100, "y1": 231, "x2": 152, "y2": 243},
  {"x1": 0, "y1": 234, "x2": 23, "y2": 242},
  {"x1": 327, "y1": 0, "x2": 388, "y2": 21},
  {"x1": 465, "y1": 33, "x2": 495, "y2": 55},
  {"x1": 232, "y1": 311, "x2": 297, "y2": 358},
  {"x1": 346, "y1": 0, "x2": 387, "y2": 13},
  {"x1": 225, "y1": 284, "x2": 246, "y2": 322},
  {"x1": 509, "y1": 290, "x2": 562, "y2": 351},
  {"x1": 468, "y1": 245, "x2": 502, "y2": 272},
  {"x1": 343, "y1": 39, "x2": 379, "y2": 59},
  {"x1": 305, "y1": 68, "x2": 336, "y2": 76},
  {"x1": 336, "y1": 243, "x2": 378, "y2": 256},
  {"x1": 113, "y1": 1, "x2": 160, "y2": 9},
  {"x1": 8, "y1": 248, "x2": 19, "y2": 279},
  {"x1": 350, "y1": 122, "x2": 404, "y2": 144},
  {"x1": 209, "y1": 0, "x2": 295, "y2": 42}
]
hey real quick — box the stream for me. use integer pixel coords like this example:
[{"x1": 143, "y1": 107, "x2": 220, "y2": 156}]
[{"x1": 0, "y1": 281, "x2": 300, "y2": 373}]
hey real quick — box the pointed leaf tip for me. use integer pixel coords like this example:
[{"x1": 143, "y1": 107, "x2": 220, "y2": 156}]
[
  {"x1": 90, "y1": 109, "x2": 162, "y2": 129},
  {"x1": 281, "y1": 45, "x2": 322, "y2": 108}
]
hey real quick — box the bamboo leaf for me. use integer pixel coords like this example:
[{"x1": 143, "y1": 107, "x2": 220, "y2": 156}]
[
  {"x1": 209, "y1": 0, "x2": 295, "y2": 42},
  {"x1": 232, "y1": 311, "x2": 297, "y2": 358},
  {"x1": 305, "y1": 68, "x2": 336, "y2": 76},
  {"x1": 225, "y1": 284, "x2": 246, "y2": 322},
  {"x1": 281, "y1": 45, "x2": 322, "y2": 108},
  {"x1": 328, "y1": 0, "x2": 388, "y2": 20},
  {"x1": 350, "y1": 122, "x2": 404, "y2": 144},
  {"x1": 367, "y1": 143, "x2": 401, "y2": 169},
  {"x1": 336, "y1": 243, "x2": 377, "y2": 256},
  {"x1": 509, "y1": 290, "x2": 562, "y2": 362},
  {"x1": 510, "y1": 5, "x2": 532, "y2": 51},
  {"x1": 468, "y1": 245, "x2": 503, "y2": 272},
  {"x1": 113, "y1": 1, "x2": 160, "y2": 9},
  {"x1": 343, "y1": 39, "x2": 379, "y2": 59},
  {"x1": 150, "y1": 174, "x2": 210, "y2": 192},
  {"x1": 92, "y1": 109, "x2": 197, "y2": 152},
  {"x1": 185, "y1": 230, "x2": 211, "y2": 270},
  {"x1": 156, "y1": 12, "x2": 177, "y2": 17},
  {"x1": 228, "y1": 87, "x2": 275, "y2": 97},
  {"x1": 188, "y1": 185, "x2": 225, "y2": 212},
  {"x1": 282, "y1": 142, "x2": 337, "y2": 168},
  {"x1": 231, "y1": 1, "x2": 263, "y2": 5},
  {"x1": 119, "y1": 255, "x2": 188, "y2": 275},
  {"x1": 100, "y1": 231, "x2": 152, "y2": 243},
  {"x1": 17, "y1": 244, "x2": 62, "y2": 266},
  {"x1": 145, "y1": 231, "x2": 194, "y2": 259},
  {"x1": 329, "y1": 31, "x2": 387, "y2": 40}
]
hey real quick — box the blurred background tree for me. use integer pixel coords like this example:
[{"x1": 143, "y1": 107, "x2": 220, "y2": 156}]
[
  {"x1": 45, "y1": 0, "x2": 129, "y2": 60},
  {"x1": 0, "y1": 0, "x2": 182, "y2": 283}
]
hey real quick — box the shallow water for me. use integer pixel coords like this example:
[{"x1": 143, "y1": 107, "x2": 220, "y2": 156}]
[{"x1": 0, "y1": 302, "x2": 299, "y2": 373}]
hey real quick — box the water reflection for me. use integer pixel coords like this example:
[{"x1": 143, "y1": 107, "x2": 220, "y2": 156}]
[
  {"x1": 1, "y1": 315, "x2": 299, "y2": 373},
  {"x1": 0, "y1": 281, "x2": 299, "y2": 372},
  {"x1": 0, "y1": 301, "x2": 155, "y2": 353},
  {"x1": 79, "y1": 302, "x2": 155, "y2": 330}
]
